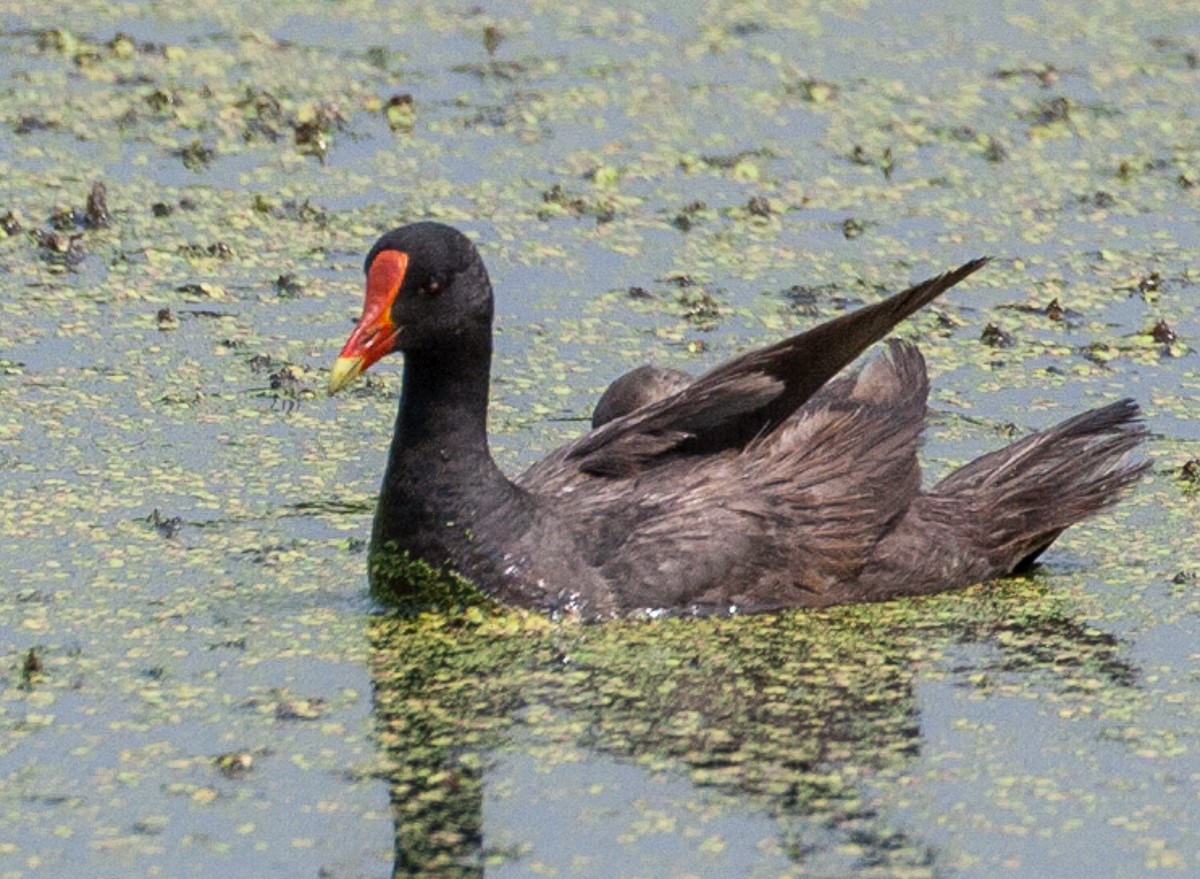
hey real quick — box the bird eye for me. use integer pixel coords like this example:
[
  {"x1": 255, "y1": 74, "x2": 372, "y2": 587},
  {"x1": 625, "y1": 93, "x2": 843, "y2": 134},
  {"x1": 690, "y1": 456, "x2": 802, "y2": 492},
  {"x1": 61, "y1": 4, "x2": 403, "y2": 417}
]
[{"x1": 424, "y1": 275, "x2": 445, "y2": 295}]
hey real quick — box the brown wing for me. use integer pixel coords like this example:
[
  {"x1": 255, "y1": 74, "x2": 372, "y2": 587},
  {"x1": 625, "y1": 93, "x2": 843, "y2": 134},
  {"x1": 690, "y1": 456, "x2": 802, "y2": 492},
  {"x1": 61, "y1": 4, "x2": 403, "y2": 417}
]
[
  {"x1": 519, "y1": 257, "x2": 986, "y2": 488},
  {"x1": 541, "y1": 341, "x2": 934, "y2": 610}
]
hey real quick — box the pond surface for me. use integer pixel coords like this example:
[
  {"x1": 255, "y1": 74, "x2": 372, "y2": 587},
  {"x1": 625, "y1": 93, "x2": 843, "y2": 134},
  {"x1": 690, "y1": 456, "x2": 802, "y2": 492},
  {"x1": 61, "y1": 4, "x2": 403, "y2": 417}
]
[{"x1": 1, "y1": 0, "x2": 1198, "y2": 877}]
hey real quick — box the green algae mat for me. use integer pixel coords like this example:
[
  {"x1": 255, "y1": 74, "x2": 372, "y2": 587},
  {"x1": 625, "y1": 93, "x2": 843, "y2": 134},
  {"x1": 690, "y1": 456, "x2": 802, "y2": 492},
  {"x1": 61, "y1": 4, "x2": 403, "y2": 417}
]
[{"x1": 1, "y1": 1, "x2": 1198, "y2": 877}]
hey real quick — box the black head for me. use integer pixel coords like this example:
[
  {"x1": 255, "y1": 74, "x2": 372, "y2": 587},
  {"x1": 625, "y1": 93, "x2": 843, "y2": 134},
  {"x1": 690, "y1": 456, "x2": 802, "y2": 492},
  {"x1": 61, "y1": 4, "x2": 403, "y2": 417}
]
[{"x1": 330, "y1": 222, "x2": 494, "y2": 393}]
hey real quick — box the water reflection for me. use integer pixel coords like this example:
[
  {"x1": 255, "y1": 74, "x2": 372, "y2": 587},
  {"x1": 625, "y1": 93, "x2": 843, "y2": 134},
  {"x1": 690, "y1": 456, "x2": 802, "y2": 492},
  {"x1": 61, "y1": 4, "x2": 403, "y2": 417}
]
[{"x1": 368, "y1": 581, "x2": 1135, "y2": 877}]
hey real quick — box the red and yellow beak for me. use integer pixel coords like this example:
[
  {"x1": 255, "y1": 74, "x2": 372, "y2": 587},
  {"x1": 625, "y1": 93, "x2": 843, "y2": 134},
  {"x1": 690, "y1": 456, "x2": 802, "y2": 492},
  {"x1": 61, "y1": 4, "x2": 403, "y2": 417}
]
[{"x1": 329, "y1": 250, "x2": 408, "y2": 394}]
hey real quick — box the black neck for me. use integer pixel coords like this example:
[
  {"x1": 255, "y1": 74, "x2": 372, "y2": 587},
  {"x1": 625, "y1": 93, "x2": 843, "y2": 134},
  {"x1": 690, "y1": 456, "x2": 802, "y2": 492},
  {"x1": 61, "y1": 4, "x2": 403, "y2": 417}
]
[
  {"x1": 395, "y1": 340, "x2": 494, "y2": 464},
  {"x1": 381, "y1": 328, "x2": 529, "y2": 524},
  {"x1": 374, "y1": 332, "x2": 537, "y2": 577}
]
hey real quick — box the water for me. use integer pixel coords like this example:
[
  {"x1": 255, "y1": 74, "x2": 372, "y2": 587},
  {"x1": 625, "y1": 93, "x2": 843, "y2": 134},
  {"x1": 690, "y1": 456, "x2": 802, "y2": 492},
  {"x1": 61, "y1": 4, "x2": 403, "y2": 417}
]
[{"x1": 1, "y1": 1, "x2": 1197, "y2": 876}]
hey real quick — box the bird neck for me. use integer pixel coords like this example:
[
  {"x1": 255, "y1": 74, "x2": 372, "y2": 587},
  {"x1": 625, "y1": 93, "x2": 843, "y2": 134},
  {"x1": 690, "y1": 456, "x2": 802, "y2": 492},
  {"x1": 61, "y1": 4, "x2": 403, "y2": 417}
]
[
  {"x1": 373, "y1": 337, "x2": 539, "y2": 596},
  {"x1": 393, "y1": 339, "x2": 496, "y2": 470}
]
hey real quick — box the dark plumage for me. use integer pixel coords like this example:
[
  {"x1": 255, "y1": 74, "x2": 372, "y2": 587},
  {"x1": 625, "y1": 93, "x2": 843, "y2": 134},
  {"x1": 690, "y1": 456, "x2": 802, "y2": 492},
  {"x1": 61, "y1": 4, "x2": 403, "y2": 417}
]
[
  {"x1": 329, "y1": 222, "x2": 1148, "y2": 618},
  {"x1": 592, "y1": 365, "x2": 693, "y2": 428}
]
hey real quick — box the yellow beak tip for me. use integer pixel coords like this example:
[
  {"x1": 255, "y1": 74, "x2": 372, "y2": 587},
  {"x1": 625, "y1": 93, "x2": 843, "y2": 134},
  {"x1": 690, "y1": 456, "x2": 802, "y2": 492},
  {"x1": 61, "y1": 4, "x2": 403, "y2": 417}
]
[{"x1": 328, "y1": 356, "x2": 365, "y2": 395}]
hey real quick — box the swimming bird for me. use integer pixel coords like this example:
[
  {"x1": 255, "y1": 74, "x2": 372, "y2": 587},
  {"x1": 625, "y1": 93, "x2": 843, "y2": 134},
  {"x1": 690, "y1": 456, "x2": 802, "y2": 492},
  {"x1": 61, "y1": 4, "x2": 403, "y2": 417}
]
[{"x1": 329, "y1": 222, "x2": 1147, "y2": 618}]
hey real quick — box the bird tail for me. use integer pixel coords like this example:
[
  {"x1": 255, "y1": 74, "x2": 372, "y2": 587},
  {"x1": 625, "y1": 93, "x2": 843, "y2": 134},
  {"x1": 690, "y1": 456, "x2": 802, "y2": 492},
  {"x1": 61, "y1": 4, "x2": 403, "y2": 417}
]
[
  {"x1": 848, "y1": 399, "x2": 1149, "y2": 602},
  {"x1": 928, "y1": 398, "x2": 1149, "y2": 572}
]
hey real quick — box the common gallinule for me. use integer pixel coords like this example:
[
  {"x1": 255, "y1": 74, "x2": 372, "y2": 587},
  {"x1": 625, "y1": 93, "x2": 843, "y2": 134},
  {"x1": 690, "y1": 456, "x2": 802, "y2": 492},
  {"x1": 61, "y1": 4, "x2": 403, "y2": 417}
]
[{"x1": 329, "y1": 222, "x2": 1148, "y2": 618}]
